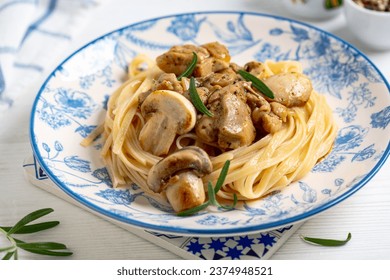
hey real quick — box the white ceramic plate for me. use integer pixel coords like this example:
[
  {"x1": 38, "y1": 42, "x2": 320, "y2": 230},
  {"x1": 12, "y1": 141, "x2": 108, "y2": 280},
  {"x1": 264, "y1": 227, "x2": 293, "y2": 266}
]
[{"x1": 30, "y1": 12, "x2": 390, "y2": 236}]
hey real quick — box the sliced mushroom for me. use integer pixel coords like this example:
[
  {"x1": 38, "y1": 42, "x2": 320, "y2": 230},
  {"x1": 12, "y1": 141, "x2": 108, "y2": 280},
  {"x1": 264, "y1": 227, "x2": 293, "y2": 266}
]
[
  {"x1": 147, "y1": 146, "x2": 212, "y2": 192},
  {"x1": 147, "y1": 146, "x2": 212, "y2": 212},
  {"x1": 165, "y1": 172, "x2": 206, "y2": 213},
  {"x1": 263, "y1": 72, "x2": 313, "y2": 107},
  {"x1": 139, "y1": 90, "x2": 196, "y2": 156}
]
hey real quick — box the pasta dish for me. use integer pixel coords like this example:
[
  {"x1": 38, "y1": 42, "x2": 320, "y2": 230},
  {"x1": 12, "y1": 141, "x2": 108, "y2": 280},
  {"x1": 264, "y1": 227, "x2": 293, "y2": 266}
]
[{"x1": 84, "y1": 42, "x2": 337, "y2": 213}]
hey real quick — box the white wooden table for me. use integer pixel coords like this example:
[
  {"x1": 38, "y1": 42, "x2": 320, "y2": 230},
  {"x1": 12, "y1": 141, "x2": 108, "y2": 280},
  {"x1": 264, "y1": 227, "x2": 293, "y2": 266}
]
[{"x1": 1, "y1": 0, "x2": 389, "y2": 260}]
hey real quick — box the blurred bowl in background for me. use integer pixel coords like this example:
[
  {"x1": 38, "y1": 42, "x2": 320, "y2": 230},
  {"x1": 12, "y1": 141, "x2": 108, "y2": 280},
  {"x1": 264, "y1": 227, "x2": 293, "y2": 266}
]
[
  {"x1": 344, "y1": 0, "x2": 390, "y2": 51},
  {"x1": 282, "y1": 0, "x2": 343, "y2": 20}
]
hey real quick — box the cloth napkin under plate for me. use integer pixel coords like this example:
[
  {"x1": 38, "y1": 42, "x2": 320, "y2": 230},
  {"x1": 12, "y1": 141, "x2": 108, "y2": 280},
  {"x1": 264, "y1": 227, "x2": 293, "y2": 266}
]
[
  {"x1": 23, "y1": 154, "x2": 302, "y2": 260},
  {"x1": 0, "y1": 0, "x2": 101, "y2": 110}
]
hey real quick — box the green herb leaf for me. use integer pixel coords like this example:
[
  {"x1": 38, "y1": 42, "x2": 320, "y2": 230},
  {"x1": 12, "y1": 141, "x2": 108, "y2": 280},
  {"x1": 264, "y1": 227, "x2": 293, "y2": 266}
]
[
  {"x1": 324, "y1": 0, "x2": 343, "y2": 9},
  {"x1": 176, "y1": 160, "x2": 236, "y2": 216},
  {"x1": 301, "y1": 232, "x2": 352, "y2": 247},
  {"x1": 1, "y1": 208, "x2": 72, "y2": 259},
  {"x1": 0, "y1": 246, "x2": 15, "y2": 252},
  {"x1": 21, "y1": 248, "x2": 73, "y2": 257},
  {"x1": 176, "y1": 201, "x2": 210, "y2": 217},
  {"x1": 177, "y1": 52, "x2": 198, "y2": 81},
  {"x1": 16, "y1": 242, "x2": 68, "y2": 251},
  {"x1": 238, "y1": 70, "x2": 274, "y2": 99},
  {"x1": 209, "y1": 181, "x2": 237, "y2": 211},
  {"x1": 2, "y1": 250, "x2": 15, "y2": 260},
  {"x1": 208, "y1": 170, "x2": 236, "y2": 211},
  {"x1": 207, "y1": 182, "x2": 217, "y2": 205},
  {"x1": 232, "y1": 194, "x2": 238, "y2": 207},
  {"x1": 214, "y1": 160, "x2": 230, "y2": 193},
  {"x1": 13, "y1": 238, "x2": 72, "y2": 256},
  {"x1": 7, "y1": 208, "x2": 54, "y2": 235},
  {"x1": 189, "y1": 77, "x2": 214, "y2": 117},
  {"x1": 218, "y1": 193, "x2": 238, "y2": 210},
  {"x1": 0, "y1": 221, "x2": 60, "y2": 234}
]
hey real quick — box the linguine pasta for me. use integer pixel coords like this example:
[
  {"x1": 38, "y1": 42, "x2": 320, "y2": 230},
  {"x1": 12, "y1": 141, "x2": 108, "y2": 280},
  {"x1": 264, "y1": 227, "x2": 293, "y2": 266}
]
[{"x1": 84, "y1": 54, "x2": 337, "y2": 203}]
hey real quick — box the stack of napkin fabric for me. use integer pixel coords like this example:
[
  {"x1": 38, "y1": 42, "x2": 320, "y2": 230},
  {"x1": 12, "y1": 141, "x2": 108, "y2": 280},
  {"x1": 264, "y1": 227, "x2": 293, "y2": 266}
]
[{"x1": 0, "y1": 0, "x2": 102, "y2": 110}]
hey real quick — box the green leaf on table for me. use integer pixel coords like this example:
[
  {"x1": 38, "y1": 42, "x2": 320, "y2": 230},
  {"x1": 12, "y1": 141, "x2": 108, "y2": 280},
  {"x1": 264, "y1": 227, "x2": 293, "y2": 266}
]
[
  {"x1": 16, "y1": 242, "x2": 68, "y2": 251},
  {"x1": 0, "y1": 221, "x2": 60, "y2": 234},
  {"x1": 301, "y1": 232, "x2": 352, "y2": 247},
  {"x1": 1, "y1": 208, "x2": 72, "y2": 259},
  {"x1": 2, "y1": 251, "x2": 15, "y2": 260},
  {"x1": 7, "y1": 208, "x2": 54, "y2": 235},
  {"x1": 22, "y1": 248, "x2": 73, "y2": 257},
  {"x1": 0, "y1": 246, "x2": 15, "y2": 252}
]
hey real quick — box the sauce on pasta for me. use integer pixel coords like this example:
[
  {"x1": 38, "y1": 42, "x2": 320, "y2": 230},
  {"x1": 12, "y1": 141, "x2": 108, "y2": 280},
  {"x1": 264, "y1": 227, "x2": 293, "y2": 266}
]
[{"x1": 83, "y1": 42, "x2": 337, "y2": 213}]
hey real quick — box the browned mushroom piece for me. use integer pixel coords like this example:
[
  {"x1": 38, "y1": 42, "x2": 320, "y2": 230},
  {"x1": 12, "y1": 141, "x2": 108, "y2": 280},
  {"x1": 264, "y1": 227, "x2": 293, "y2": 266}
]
[
  {"x1": 201, "y1": 42, "x2": 231, "y2": 73},
  {"x1": 196, "y1": 83, "x2": 256, "y2": 150},
  {"x1": 152, "y1": 73, "x2": 184, "y2": 93},
  {"x1": 139, "y1": 90, "x2": 197, "y2": 156},
  {"x1": 156, "y1": 44, "x2": 209, "y2": 76},
  {"x1": 156, "y1": 42, "x2": 231, "y2": 78},
  {"x1": 164, "y1": 172, "x2": 206, "y2": 213},
  {"x1": 244, "y1": 61, "x2": 267, "y2": 77},
  {"x1": 147, "y1": 146, "x2": 213, "y2": 212},
  {"x1": 252, "y1": 109, "x2": 283, "y2": 134}
]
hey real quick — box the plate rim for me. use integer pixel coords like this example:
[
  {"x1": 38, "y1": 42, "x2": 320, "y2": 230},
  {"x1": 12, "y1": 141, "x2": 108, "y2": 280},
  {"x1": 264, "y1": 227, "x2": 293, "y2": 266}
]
[{"x1": 29, "y1": 10, "x2": 390, "y2": 236}]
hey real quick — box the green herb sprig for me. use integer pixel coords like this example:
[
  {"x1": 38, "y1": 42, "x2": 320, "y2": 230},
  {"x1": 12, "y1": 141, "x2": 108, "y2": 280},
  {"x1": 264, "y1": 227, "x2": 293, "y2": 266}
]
[
  {"x1": 177, "y1": 160, "x2": 237, "y2": 216},
  {"x1": 176, "y1": 52, "x2": 213, "y2": 117},
  {"x1": 324, "y1": 0, "x2": 343, "y2": 9},
  {"x1": 189, "y1": 77, "x2": 214, "y2": 117},
  {"x1": 177, "y1": 52, "x2": 198, "y2": 81},
  {"x1": 238, "y1": 69, "x2": 275, "y2": 99},
  {"x1": 301, "y1": 232, "x2": 352, "y2": 247},
  {"x1": 0, "y1": 208, "x2": 73, "y2": 260}
]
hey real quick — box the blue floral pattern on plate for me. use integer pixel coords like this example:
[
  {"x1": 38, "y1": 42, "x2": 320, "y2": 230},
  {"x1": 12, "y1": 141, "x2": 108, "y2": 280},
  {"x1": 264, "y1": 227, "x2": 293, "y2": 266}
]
[{"x1": 30, "y1": 12, "x2": 390, "y2": 236}]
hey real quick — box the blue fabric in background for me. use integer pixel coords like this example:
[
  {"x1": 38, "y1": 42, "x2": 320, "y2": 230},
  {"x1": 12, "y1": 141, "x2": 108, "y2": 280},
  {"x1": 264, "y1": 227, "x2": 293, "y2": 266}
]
[{"x1": 0, "y1": 0, "x2": 99, "y2": 110}]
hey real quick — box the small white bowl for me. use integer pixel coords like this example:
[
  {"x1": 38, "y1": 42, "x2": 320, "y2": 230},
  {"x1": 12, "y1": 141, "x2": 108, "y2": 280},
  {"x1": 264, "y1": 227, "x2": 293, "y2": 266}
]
[
  {"x1": 282, "y1": 0, "x2": 343, "y2": 20},
  {"x1": 344, "y1": 0, "x2": 390, "y2": 51}
]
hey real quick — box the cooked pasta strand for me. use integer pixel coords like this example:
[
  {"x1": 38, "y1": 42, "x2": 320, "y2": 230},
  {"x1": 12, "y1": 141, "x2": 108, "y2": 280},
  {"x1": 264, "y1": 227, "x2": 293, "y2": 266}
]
[{"x1": 97, "y1": 55, "x2": 337, "y2": 203}]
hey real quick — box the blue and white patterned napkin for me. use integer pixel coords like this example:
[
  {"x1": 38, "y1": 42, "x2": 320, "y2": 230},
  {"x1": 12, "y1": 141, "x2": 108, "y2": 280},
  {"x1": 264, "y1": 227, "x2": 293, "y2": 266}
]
[
  {"x1": 0, "y1": 0, "x2": 100, "y2": 110},
  {"x1": 23, "y1": 155, "x2": 302, "y2": 260}
]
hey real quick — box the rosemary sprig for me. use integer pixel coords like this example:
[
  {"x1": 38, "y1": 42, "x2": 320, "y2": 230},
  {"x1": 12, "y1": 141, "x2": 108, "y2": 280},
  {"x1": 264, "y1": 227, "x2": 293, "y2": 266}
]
[
  {"x1": 176, "y1": 201, "x2": 210, "y2": 217},
  {"x1": 238, "y1": 69, "x2": 275, "y2": 99},
  {"x1": 301, "y1": 232, "x2": 352, "y2": 247},
  {"x1": 177, "y1": 160, "x2": 237, "y2": 216},
  {"x1": 214, "y1": 159, "x2": 230, "y2": 193},
  {"x1": 189, "y1": 77, "x2": 214, "y2": 117},
  {"x1": 0, "y1": 208, "x2": 73, "y2": 260},
  {"x1": 0, "y1": 221, "x2": 60, "y2": 234},
  {"x1": 177, "y1": 52, "x2": 198, "y2": 80},
  {"x1": 324, "y1": 0, "x2": 343, "y2": 9}
]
